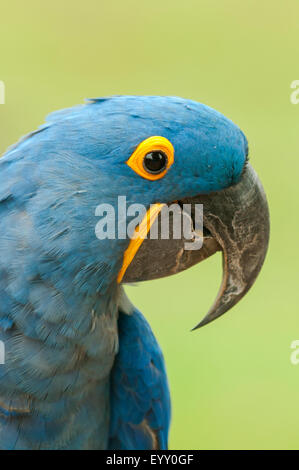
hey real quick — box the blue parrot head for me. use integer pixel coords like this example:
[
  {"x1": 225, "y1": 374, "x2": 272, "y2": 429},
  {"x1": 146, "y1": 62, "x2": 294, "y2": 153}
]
[
  {"x1": 4, "y1": 95, "x2": 269, "y2": 327},
  {"x1": 44, "y1": 95, "x2": 248, "y2": 203}
]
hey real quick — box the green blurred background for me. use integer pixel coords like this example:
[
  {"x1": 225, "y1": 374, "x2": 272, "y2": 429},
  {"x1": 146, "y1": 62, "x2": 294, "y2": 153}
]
[{"x1": 1, "y1": 0, "x2": 299, "y2": 450}]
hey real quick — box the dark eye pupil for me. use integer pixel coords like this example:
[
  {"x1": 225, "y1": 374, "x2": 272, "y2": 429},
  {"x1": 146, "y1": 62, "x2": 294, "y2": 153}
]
[{"x1": 143, "y1": 151, "x2": 167, "y2": 174}]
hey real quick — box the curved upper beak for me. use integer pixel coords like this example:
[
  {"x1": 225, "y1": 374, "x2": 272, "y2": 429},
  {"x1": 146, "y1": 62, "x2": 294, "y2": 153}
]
[
  {"x1": 122, "y1": 163, "x2": 270, "y2": 329},
  {"x1": 189, "y1": 163, "x2": 270, "y2": 329}
]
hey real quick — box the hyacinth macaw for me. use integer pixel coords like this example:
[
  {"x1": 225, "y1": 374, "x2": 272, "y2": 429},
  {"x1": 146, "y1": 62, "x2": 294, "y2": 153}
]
[{"x1": 0, "y1": 96, "x2": 269, "y2": 450}]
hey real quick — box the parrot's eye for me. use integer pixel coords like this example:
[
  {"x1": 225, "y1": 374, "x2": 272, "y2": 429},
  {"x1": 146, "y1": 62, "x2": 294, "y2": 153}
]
[
  {"x1": 126, "y1": 136, "x2": 174, "y2": 181},
  {"x1": 143, "y1": 151, "x2": 167, "y2": 174}
]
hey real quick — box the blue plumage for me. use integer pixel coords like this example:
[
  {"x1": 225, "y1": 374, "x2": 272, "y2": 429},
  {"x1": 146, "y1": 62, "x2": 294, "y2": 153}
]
[
  {"x1": 109, "y1": 308, "x2": 170, "y2": 450},
  {"x1": 0, "y1": 96, "x2": 247, "y2": 449}
]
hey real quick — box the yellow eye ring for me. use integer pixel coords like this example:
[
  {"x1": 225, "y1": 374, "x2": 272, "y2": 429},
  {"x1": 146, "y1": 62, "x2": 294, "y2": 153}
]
[{"x1": 126, "y1": 136, "x2": 174, "y2": 181}]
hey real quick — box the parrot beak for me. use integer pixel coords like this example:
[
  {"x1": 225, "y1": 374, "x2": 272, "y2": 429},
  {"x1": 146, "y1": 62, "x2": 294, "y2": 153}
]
[
  {"x1": 187, "y1": 163, "x2": 270, "y2": 329},
  {"x1": 122, "y1": 163, "x2": 269, "y2": 329}
]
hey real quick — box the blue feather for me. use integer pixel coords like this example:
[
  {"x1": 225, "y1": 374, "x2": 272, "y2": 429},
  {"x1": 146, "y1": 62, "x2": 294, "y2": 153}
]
[{"x1": 109, "y1": 308, "x2": 171, "y2": 450}]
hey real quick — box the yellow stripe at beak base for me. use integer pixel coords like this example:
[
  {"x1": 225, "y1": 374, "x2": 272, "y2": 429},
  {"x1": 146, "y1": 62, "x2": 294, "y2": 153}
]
[{"x1": 117, "y1": 203, "x2": 165, "y2": 283}]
